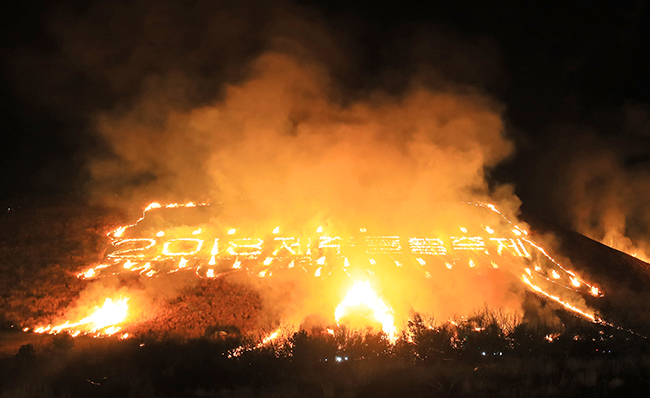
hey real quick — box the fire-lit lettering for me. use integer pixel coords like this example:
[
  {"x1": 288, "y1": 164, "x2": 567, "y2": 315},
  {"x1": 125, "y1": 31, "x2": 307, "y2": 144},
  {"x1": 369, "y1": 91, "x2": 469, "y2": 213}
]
[
  {"x1": 365, "y1": 236, "x2": 401, "y2": 254},
  {"x1": 108, "y1": 239, "x2": 156, "y2": 258},
  {"x1": 409, "y1": 238, "x2": 447, "y2": 256},
  {"x1": 450, "y1": 236, "x2": 487, "y2": 253},
  {"x1": 162, "y1": 238, "x2": 203, "y2": 256},
  {"x1": 226, "y1": 238, "x2": 263, "y2": 259}
]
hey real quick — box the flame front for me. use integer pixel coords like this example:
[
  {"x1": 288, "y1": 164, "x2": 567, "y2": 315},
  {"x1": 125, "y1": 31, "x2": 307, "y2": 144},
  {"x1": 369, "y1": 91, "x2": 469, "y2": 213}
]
[
  {"x1": 35, "y1": 298, "x2": 129, "y2": 337},
  {"x1": 335, "y1": 281, "x2": 397, "y2": 341},
  {"x1": 64, "y1": 200, "x2": 611, "y2": 339}
]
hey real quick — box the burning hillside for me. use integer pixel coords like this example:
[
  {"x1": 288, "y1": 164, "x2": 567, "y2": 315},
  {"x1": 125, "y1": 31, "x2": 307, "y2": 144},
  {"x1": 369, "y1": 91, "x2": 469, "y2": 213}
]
[
  {"x1": 10, "y1": 5, "x2": 646, "y2": 342},
  {"x1": 30, "y1": 199, "x2": 608, "y2": 340}
]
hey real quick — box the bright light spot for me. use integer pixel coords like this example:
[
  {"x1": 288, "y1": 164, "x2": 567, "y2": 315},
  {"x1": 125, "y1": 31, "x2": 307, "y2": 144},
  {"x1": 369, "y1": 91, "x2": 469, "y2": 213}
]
[
  {"x1": 145, "y1": 202, "x2": 162, "y2": 211},
  {"x1": 123, "y1": 260, "x2": 133, "y2": 269},
  {"x1": 206, "y1": 269, "x2": 215, "y2": 278},
  {"x1": 360, "y1": 228, "x2": 367, "y2": 233},
  {"x1": 416, "y1": 258, "x2": 426, "y2": 266},
  {"x1": 445, "y1": 262, "x2": 453, "y2": 269},
  {"x1": 491, "y1": 261, "x2": 499, "y2": 269},
  {"x1": 335, "y1": 281, "x2": 397, "y2": 341},
  {"x1": 84, "y1": 269, "x2": 95, "y2": 278},
  {"x1": 316, "y1": 226, "x2": 323, "y2": 233},
  {"x1": 113, "y1": 226, "x2": 127, "y2": 237},
  {"x1": 571, "y1": 277, "x2": 580, "y2": 288},
  {"x1": 344, "y1": 258, "x2": 350, "y2": 267},
  {"x1": 258, "y1": 270, "x2": 267, "y2": 277},
  {"x1": 551, "y1": 270, "x2": 560, "y2": 279},
  {"x1": 369, "y1": 258, "x2": 376, "y2": 265},
  {"x1": 317, "y1": 256, "x2": 326, "y2": 265},
  {"x1": 460, "y1": 227, "x2": 468, "y2": 233},
  {"x1": 273, "y1": 226, "x2": 280, "y2": 234},
  {"x1": 591, "y1": 286, "x2": 600, "y2": 296},
  {"x1": 469, "y1": 259, "x2": 475, "y2": 268},
  {"x1": 315, "y1": 267, "x2": 322, "y2": 277},
  {"x1": 45, "y1": 298, "x2": 130, "y2": 336},
  {"x1": 485, "y1": 226, "x2": 495, "y2": 234},
  {"x1": 512, "y1": 229, "x2": 522, "y2": 236},
  {"x1": 232, "y1": 260, "x2": 241, "y2": 269},
  {"x1": 192, "y1": 228, "x2": 202, "y2": 235},
  {"x1": 227, "y1": 229, "x2": 236, "y2": 235},
  {"x1": 179, "y1": 258, "x2": 188, "y2": 268},
  {"x1": 156, "y1": 231, "x2": 165, "y2": 237},
  {"x1": 395, "y1": 260, "x2": 403, "y2": 267},
  {"x1": 335, "y1": 356, "x2": 342, "y2": 362},
  {"x1": 263, "y1": 257, "x2": 273, "y2": 266},
  {"x1": 262, "y1": 331, "x2": 279, "y2": 345}
]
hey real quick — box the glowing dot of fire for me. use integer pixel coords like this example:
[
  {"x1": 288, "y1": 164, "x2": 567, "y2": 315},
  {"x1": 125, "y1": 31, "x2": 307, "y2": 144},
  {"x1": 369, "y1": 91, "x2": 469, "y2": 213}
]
[{"x1": 156, "y1": 231, "x2": 165, "y2": 237}]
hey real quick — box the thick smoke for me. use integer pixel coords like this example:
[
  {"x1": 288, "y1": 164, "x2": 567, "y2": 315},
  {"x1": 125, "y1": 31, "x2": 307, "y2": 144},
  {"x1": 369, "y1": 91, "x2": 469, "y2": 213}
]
[{"x1": 31, "y1": 0, "x2": 541, "y2": 328}]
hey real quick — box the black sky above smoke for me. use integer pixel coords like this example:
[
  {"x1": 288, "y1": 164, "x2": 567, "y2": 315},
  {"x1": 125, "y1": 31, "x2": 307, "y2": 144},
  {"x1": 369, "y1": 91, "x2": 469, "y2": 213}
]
[{"x1": 1, "y1": 0, "x2": 649, "y2": 239}]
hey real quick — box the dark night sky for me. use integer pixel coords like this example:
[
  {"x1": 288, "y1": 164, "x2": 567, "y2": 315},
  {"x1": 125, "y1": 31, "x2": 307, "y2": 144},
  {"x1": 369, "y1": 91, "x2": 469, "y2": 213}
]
[{"x1": 1, "y1": 0, "x2": 649, "y2": 230}]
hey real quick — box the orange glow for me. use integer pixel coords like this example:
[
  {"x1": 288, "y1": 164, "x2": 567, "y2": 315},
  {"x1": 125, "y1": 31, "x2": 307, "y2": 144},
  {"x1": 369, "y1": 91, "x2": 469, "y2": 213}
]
[
  {"x1": 335, "y1": 281, "x2": 397, "y2": 341},
  {"x1": 69, "y1": 200, "x2": 610, "y2": 338},
  {"x1": 35, "y1": 298, "x2": 129, "y2": 337}
]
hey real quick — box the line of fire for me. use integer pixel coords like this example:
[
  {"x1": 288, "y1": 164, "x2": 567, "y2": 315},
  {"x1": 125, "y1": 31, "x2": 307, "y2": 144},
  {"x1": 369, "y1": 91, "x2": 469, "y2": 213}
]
[{"x1": 30, "y1": 201, "x2": 608, "y2": 340}]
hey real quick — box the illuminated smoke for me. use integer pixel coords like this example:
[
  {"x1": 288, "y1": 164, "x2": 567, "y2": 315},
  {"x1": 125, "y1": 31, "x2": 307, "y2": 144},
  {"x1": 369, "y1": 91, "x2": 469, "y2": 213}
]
[{"x1": 26, "y1": 0, "x2": 605, "y2": 334}]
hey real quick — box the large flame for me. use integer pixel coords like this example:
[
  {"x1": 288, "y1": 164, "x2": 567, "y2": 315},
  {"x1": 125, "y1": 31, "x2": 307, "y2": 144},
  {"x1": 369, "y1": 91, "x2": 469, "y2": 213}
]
[
  {"x1": 71, "y1": 201, "x2": 608, "y2": 335},
  {"x1": 335, "y1": 281, "x2": 397, "y2": 341},
  {"x1": 35, "y1": 298, "x2": 129, "y2": 337}
]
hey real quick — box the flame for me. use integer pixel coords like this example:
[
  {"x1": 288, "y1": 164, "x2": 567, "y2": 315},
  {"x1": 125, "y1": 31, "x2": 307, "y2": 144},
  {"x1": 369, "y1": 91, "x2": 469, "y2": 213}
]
[
  {"x1": 335, "y1": 281, "x2": 397, "y2": 341},
  {"x1": 76, "y1": 200, "x2": 610, "y2": 337},
  {"x1": 36, "y1": 298, "x2": 129, "y2": 337}
]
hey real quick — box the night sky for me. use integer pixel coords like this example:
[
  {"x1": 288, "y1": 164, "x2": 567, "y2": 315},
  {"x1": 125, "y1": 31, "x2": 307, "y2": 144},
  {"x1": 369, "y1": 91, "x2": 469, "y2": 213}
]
[{"x1": 1, "y1": 0, "x2": 649, "y2": 232}]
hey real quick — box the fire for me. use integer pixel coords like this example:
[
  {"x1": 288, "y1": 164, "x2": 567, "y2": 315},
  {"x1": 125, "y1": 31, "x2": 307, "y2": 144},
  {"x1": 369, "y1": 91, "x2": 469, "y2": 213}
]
[
  {"x1": 62, "y1": 200, "x2": 612, "y2": 340},
  {"x1": 335, "y1": 281, "x2": 397, "y2": 341},
  {"x1": 35, "y1": 298, "x2": 129, "y2": 337}
]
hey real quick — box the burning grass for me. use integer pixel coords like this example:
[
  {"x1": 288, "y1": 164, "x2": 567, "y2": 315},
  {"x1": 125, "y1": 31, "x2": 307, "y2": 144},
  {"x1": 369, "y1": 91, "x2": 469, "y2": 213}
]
[{"x1": 2, "y1": 197, "x2": 650, "y2": 397}]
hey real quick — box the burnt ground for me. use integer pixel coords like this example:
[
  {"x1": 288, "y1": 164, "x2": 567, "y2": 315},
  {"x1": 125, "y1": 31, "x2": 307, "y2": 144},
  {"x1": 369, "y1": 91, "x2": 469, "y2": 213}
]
[{"x1": 1, "y1": 195, "x2": 650, "y2": 397}]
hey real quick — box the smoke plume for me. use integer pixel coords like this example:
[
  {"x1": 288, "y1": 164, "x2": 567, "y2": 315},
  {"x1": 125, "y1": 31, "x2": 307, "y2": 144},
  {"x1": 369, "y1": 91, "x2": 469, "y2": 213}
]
[{"x1": 23, "y1": 0, "x2": 547, "y2": 329}]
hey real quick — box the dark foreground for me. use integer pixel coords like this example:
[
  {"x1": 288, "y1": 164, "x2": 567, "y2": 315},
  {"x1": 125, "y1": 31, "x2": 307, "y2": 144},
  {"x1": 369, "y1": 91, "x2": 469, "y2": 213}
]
[{"x1": 2, "y1": 315, "x2": 650, "y2": 398}]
